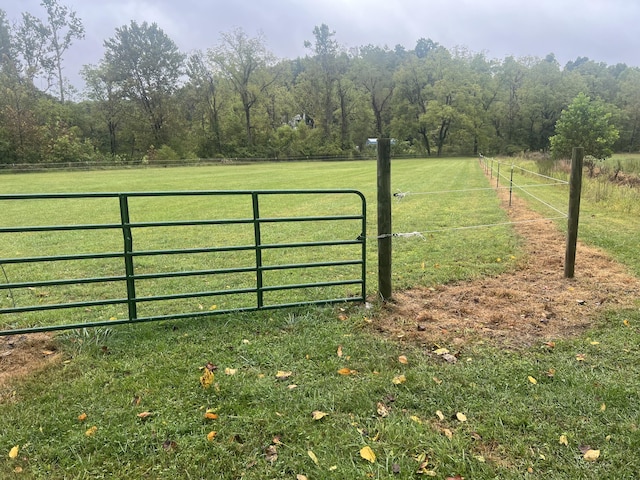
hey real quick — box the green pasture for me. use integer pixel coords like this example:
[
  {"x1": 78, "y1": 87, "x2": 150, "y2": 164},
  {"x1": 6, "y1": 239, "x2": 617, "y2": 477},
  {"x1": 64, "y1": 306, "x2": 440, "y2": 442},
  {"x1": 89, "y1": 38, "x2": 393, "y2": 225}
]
[{"x1": 2, "y1": 158, "x2": 640, "y2": 479}]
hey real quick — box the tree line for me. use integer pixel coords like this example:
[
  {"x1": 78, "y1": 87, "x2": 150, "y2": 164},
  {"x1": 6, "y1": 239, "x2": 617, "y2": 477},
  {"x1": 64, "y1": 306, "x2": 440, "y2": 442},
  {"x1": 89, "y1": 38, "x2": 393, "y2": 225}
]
[{"x1": 1, "y1": 1, "x2": 638, "y2": 165}]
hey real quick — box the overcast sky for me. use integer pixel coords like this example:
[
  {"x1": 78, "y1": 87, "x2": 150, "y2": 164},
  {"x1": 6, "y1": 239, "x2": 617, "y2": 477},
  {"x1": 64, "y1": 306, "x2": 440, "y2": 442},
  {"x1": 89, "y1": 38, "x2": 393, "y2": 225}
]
[{"x1": 4, "y1": 0, "x2": 639, "y2": 92}]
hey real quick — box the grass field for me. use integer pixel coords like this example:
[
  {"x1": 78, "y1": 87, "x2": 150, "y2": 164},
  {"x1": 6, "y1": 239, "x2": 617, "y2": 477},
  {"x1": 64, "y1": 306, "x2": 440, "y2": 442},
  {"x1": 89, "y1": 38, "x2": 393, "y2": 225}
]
[{"x1": 2, "y1": 158, "x2": 640, "y2": 479}]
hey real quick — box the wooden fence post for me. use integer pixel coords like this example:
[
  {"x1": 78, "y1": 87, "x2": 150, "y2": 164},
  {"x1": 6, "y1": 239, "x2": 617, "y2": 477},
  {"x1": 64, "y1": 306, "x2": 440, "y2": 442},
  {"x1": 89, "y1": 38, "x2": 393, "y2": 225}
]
[
  {"x1": 564, "y1": 147, "x2": 584, "y2": 278},
  {"x1": 377, "y1": 138, "x2": 392, "y2": 300}
]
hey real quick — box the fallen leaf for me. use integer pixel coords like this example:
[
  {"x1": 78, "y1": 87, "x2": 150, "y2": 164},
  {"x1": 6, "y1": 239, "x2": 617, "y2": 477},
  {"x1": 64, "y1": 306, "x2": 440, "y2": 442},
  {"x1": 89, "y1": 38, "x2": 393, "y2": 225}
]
[
  {"x1": 312, "y1": 410, "x2": 328, "y2": 420},
  {"x1": 623, "y1": 319, "x2": 630, "y2": 327},
  {"x1": 338, "y1": 313, "x2": 348, "y2": 321},
  {"x1": 559, "y1": 434, "x2": 569, "y2": 446},
  {"x1": 296, "y1": 475, "x2": 308, "y2": 480},
  {"x1": 435, "y1": 410, "x2": 445, "y2": 421},
  {"x1": 392, "y1": 374, "x2": 406, "y2": 385},
  {"x1": 360, "y1": 445, "x2": 376, "y2": 463},
  {"x1": 85, "y1": 426, "x2": 97, "y2": 436},
  {"x1": 200, "y1": 368, "x2": 214, "y2": 389},
  {"x1": 590, "y1": 341, "x2": 600, "y2": 345},
  {"x1": 308, "y1": 450, "x2": 319, "y2": 465},
  {"x1": 456, "y1": 412, "x2": 467, "y2": 422},
  {"x1": 131, "y1": 395, "x2": 141, "y2": 406},
  {"x1": 600, "y1": 403, "x2": 606, "y2": 412},
  {"x1": 207, "y1": 431, "x2": 217, "y2": 441},
  {"x1": 287, "y1": 384, "x2": 298, "y2": 390},
  {"x1": 137, "y1": 411, "x2": 152, "y2": 419},
  {"x1": 546, "y1": 368, "x2": 556, "y2": 378},
  {"x1": 276, "y1": 370, "x2": 293, "y2": 380},
  {"x1": 13, "y1": 466, "x2": 23, "y2": 473},
  {"x1": 576, "y1": 353, "x2": 586, "y2": 361},
  {"x1": 398, "y1": 355, "x2": 408, "y2": 364},
  {"x1": 204, "y1": 412, "x2": 219, "y2": 420},
  {"x1": 474, "y1": 455, "x2": 485, "y2": 462},
  {"x1": 337, "y1": 345, "x2": 343, "y2": 357},
  {"x1": 42, "y1": 349, "x2": 56, "y2": 355},
  {"x1": 337, "y1": 368, "x2": 355, "y2": 376},
  {"x1": 433, "y1": 347, "x2": 450, "y2": 355},
  {"x1": 442, "y1": 353, "x2": 458, "y2": 364},
  {"x1": 162, "y1": 439, "x2": 177, "y2": 451},
  {"x1": 544, "y1": 341, "x2": 556, "y2": 348},
  {"x1": 78, "y1": 413, "x2": 88, "y2": 422},
  {"x1": 432, "y1": 376, "x2": 443, "y2": 384},
  {"x1": 9, "y1": 445, "x2": 19, "y2": 459},
  {"x1": 583, "y1": 449, "x2": 600, "y2": 462},
  {"x1": 376, "y1": 402, "x2": 389, "y2": 417},
  {"x1": 443, "y1": 428, "x2": 453, "y2": 439},
  {"x1": 410, "y1": 415, "x2": 423, "y2": 424},
  {"x1": 528, "y1": 376, "x2": 537, "y2": 385},
  {"x1": 265, "y1": 444, "x2": 278, "y2": 463},
  {"x1": 224, "y1": 367, "x2": 237, "y2": 375},
  {"x1": 209, "y1": 305, "x2": 217, "y2": 310}
]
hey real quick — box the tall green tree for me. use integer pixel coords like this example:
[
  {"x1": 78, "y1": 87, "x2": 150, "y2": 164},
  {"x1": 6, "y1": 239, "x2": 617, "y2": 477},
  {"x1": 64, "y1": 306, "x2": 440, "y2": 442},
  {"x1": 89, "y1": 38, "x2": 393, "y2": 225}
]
[
  {"x1": 103, "y1": 20, "x2": 185, "y2": 149},
  {"x1": 550, "y1": 92, "x2": 619, "y2": 170},
  {"x1": 209, "y1": 28, "x2": 277, "y2": 148}
]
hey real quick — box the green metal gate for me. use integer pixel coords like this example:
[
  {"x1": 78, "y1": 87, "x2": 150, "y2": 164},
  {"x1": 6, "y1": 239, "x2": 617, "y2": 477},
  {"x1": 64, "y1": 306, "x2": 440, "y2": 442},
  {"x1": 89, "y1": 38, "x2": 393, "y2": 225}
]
[{"x1": 0, "y1": 190, "x2": 366, "y2": 336}]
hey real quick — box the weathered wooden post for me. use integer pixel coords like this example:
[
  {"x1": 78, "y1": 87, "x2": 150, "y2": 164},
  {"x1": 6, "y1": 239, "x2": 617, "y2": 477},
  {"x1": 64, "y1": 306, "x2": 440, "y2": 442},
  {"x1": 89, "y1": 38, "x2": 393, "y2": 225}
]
[
  {"x1": 377, "y1": 138, "x2": 392, "y2": 300},
  {"x1": 564, "y1": 147, "x2": 584, "y2": 278}
]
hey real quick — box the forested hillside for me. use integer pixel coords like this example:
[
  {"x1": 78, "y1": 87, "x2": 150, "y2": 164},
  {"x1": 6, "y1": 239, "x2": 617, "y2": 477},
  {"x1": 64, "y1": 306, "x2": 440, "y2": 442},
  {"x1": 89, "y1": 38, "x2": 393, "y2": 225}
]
[{"x1": 1, "y1": 3, "x2": 639, "y2": 165}]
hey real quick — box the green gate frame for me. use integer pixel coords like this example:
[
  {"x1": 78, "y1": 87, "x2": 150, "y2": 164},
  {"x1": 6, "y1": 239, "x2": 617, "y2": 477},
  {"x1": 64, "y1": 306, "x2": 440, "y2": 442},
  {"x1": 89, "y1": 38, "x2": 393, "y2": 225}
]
[{"x1": 0, "y1": 190, "x2": 366, "y2": 336}]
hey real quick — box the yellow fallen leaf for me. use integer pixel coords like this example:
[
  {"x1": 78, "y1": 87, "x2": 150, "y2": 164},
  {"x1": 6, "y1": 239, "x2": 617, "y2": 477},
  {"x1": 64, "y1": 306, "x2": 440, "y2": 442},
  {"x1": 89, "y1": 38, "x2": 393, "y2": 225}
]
[
  {"x1": 78, "y1": 413, "x2": 88, "y2": 422},
  {"x1": 432, "y1": 376, "x2": 442, "y2": 384},
  {"x1": 85, "y1": 426, "x2": 97, "y2": 436},
  {"x1": 337, "y1": 345, "x2": 343, "y2": 357},
  {"x1": 224, "y1": 367, "x2": 237, "y2": 375},
  {"x1": 200, "y1": 369, "x2": 214, "y2": 389},
  {"x1": 9, "y1": 445, "x2": 19, "y2": 459},
  {"x1": 623, "y1": 319, "x2": 630, "y2": 327},
  {"x1": 600, "y1": 403, "x2": 606, "y2": 412},
  {"x1": 583, "y1": 449, "x2": 600, "y2": 462},
  {"x1": 204, "y1": 412, "x2": 219, "y2": 420},
  {"x1": 590, "y1": 341, "x2": 600, "y2": 345},
  {"x1": 296, "y1": 475, "x2": 308, "y2": 480},
  {"x1": 392, "y1": 374, "x2": 406, "y2": 384},
  {"x1": 329, "y1": 465, "x2": 337, "y2": 471},
  {"x1": 398, "y1": 355, "x2": 408, "y2": 364},
  {"x1": 435, "y1": 410, "x2": 445, "y2": 421},
  {"x1": 337, "y1": 368, "x2": 355, "y2": 376},
  {"x1": 360, "y1": 445, "x2": 376, "y2": 463},
  {"x1": 276, "y1": 370, "x2": 293, "y2": 380},
  {"x1": 376, "y1": 402, "x2": 389, "y2": 417},
  {"x1": 312, "y1": 410, "x2": 328, "y2": 420},
  {"x1": 14, "y1": 466, "x2": 23, "y2": 473},
  {"x1": 308, "y1": 450, "x2": 319, "y2": 465},
  {"x1": 456, "y1": 412, "x2": 467, "y2": 422},
  {"x1": 433, "y1": 347, "x2": 450, "y2": 355},
  {"x1": 207, "y1": 431, "x2": 217, "y2": 442},
  {"x1": 410, "y1": 415, "x2": 422, "y2": 424},
  {"x1": 288, "y1": 384, "x2": 298, "y2": 390},
  {"x1": 559, "y1": 434, "x2": 568, "y2": 446},
  {"x1": 209, "y1": 305, "x2": 217, "y2": 310},
  {"x1": 528, "y1": 376, "x2": 537, "y2": 384},
  {"x1": 443, "y1": 428, "x2": 453, "y2": 439}
]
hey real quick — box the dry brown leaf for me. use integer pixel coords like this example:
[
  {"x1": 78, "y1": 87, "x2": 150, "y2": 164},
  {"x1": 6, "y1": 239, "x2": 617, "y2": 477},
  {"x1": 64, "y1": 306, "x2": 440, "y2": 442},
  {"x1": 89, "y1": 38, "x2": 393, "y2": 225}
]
[
  {"x1": 265, "y1": 444, "x2": 278, "y2": 463},
  {"x1": 443, "y1": 428, "x2": 453, "y2": 439},
  {"x1": 137, "y1": 411, "x2": 152, "y2": 419},
  {"x1": 77, "y1": 412, "x2": 88, "y2": 422},
  {"x1": 337, "y1": 345, "x2": 343, "y2": 357},
  {"x1": 85, "y1": 426, "x2": 97, "y2": 436},
  {"x1": 162, "y1": 439, "x2": 177, "y2": 451},
  {"x1": 207, "y1": 431, "x2": 217, "y2": 442},
  {"x1": 312, "y1": 410, "x2": 328, "y2": 420},
  {"x1": 200, "y1": 369, "x2": 214, "y2": 389},
  {"x1": 360, "y1": 445, "x2": 376, "y2": 463},
  {"x1": 204, "y1": 412, "x2": 219, "y2": 420},
  {"x1": 398, "y1": 355, "x2": 408, "y2": 364},
  {"x1": 376, "y1": 402, "x2": 390, "y2": 417},
  {"x1": 337, "y1": 367, "x2": 355, "y2": 375}
]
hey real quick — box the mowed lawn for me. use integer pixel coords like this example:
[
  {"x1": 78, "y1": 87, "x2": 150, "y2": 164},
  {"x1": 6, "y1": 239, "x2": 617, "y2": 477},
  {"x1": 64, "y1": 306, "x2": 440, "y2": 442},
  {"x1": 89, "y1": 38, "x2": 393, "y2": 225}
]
[{"x1": 2, "y1": 159, "x2": 640, "y2": 479}]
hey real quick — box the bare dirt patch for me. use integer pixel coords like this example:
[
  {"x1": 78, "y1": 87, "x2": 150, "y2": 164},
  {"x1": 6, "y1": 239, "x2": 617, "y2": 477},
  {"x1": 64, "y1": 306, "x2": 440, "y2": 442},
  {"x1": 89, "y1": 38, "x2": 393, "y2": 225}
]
[
  {"x1": 372, "y1": 186, "x2": 640, "y2": 349},
  {"x1": 0, "y1": 332, "x2": 60, "y2": 401}
]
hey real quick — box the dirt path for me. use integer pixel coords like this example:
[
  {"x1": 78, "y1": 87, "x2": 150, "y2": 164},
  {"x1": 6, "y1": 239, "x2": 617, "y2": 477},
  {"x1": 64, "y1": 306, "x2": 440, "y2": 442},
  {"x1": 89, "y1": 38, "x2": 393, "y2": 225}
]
[{"x1": 372, "y1": 185, "x2": 640, "y2": 348}]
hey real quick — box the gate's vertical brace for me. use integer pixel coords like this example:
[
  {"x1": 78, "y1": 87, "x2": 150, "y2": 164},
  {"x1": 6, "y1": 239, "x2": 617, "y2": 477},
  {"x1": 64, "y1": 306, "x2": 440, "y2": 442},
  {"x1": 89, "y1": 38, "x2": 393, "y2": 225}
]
[
  {"x1": 119, "y1": 194, "x2": 137, "y2": 320},
  {"x1": 252, "y1": 192, "x2": 264, "y2": 308}
]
